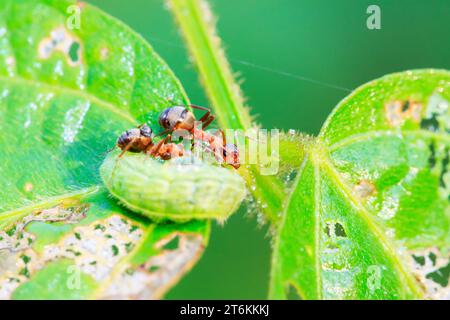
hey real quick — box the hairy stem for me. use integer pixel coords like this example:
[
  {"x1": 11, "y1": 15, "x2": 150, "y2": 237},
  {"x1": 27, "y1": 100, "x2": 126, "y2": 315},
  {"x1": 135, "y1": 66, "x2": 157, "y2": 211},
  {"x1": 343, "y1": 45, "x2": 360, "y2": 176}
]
[
  {"x1": 167, "y1": 0, "x2": 251, "y2": 130},
  {"x1": 167, "y1": 0, "x2": 287, "y2": 225}
]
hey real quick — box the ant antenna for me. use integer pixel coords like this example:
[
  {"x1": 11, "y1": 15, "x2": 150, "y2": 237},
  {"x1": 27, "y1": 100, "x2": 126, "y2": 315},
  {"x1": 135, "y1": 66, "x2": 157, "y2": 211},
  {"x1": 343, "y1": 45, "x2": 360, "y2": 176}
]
[
  {"x1": 155, "y1": 129, "x2": 171, "y2": 137},
  {"x1": 102, "y1": 145, "x2": 117, "y2": 156}
]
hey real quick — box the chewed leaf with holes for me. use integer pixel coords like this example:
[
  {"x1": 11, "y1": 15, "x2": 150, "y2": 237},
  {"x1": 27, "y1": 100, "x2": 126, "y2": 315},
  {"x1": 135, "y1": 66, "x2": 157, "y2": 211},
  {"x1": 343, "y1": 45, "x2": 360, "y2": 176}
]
[
  {"x1": 270, "y1": 70, "x2": 450, "y2": 300},
  {"x1": 0, "y1": 0, "x2": 210, "y2": 299}
]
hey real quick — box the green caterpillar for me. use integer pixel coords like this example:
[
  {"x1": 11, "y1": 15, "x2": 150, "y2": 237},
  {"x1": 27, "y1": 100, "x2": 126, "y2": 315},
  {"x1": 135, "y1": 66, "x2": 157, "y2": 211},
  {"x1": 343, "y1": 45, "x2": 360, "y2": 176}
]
[{"x1": 100, "y1": 151, "x2": 246, "y2": 223}]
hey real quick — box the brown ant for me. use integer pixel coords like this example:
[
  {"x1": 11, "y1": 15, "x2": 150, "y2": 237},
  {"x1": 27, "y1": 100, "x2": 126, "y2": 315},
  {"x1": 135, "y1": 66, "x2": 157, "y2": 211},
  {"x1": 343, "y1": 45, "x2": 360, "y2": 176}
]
[
  {"x1": 116, "y1": 124, "x2": 184, "y2": 160},
  {"x1": 158, "y1": 105, "x2": 240, "y2": 169},
  {"x1": 112, "y1": 105, "x2": 240, "y2": 168},
  {"x1": 158, "y1": 104, "x2": 215, "y2": 133},
  {"x1": 117, "y1": 124, "x2": 153, "y2": 154}
]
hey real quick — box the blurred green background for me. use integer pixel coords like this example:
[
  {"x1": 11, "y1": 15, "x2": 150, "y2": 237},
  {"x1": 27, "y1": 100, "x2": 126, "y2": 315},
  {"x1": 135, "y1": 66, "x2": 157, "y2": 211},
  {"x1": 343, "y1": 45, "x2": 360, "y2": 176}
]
[{"x1": 89, "y1": 0, "x2": 450, "y2": 299}]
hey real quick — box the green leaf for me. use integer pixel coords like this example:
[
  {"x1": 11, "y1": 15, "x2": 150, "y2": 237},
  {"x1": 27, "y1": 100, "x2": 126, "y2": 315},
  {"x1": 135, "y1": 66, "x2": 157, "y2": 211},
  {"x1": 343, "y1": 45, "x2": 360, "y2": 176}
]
[
  {"x1": 270, "y1": 70, "x2": 450, "y2": 299},
  {"x1": 0, "y1": 0, "x2": 209, "y2": 299}
]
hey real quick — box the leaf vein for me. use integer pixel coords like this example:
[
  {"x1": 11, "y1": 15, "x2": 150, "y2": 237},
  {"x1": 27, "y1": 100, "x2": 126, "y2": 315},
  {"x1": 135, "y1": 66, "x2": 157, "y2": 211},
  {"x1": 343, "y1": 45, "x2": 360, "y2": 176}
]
[
  {"x1": 0, "y1": 75, "x2": 136, "y2": 124},
  {"x1": 328, "y1": 130, "x2": 450, "y2": 152},
  {"x1": 320, "y1": 155, "x2": 424, "y2": 298}
]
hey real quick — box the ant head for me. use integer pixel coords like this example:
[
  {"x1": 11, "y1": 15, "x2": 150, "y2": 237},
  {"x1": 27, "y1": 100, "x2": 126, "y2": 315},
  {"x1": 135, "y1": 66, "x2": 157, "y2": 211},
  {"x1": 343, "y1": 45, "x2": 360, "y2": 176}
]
[
  {"x1": 139, "y1": 124, "x2": 153, "y2": 138},
  {"x1": 117, "y1": 125, "x2": 153, "y2": 151},
  {"x1": 159, "y1": 106, "x2": 195, "y2": 131},
  {"x1": 223, "y1": 144, "x2": 240, "y2": 169}
]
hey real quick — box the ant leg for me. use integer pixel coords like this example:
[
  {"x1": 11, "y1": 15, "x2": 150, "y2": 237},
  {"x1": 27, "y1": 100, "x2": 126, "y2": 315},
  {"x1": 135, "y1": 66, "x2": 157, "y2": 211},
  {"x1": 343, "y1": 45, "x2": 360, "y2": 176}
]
[
  {"x1": 217, "y1": 129, "x2": 226, "y2": 146},
  {"x1": 199, "y1": 112, "x2": 210, "y2": 122},
  {"x1": 118, "y1": 138, "x2": 137, "y2": 158},
  {"x1": 199, "y1": 110, "x2": 211, "y2": 123},
  {"x1": 148, "y1": 135, "x2": 170, "y2": 156},
  {"x1": 147, "y1": 140, "x2": 164, "y2": 156},
  {"x1": 218, "y1": 144, "x2": 240, "y2": 169},
  {"x1": 213, "y1": 132, "x2": 238, "y2": 168},
  {"x1": 210, "y1": 129, "x2": 225, "y2": 150},
  {"x1": 206, "y1": 131, "x2": 225, "y2": 161},
  {"x1": 190, "y1": 104, "x2": 212, "y2": 123},
  {"x1": 202, "y1": 115, "x2": 215, "y2": 129},
  {"x1": 111, "y1": 138, "x2": 138, "y2": 182},
  {"x1": 155, "y1": 129, "x2": 172, "y2": 137},
  {"x1": 189, "y1": 104, "x2": 210, "y2": 112},
  {"x1": 102, "y1": 145, "x2": 118, "y2": 156},
  {"x1": 210, "y1": 144, "x2": 227, "y2": 164}
]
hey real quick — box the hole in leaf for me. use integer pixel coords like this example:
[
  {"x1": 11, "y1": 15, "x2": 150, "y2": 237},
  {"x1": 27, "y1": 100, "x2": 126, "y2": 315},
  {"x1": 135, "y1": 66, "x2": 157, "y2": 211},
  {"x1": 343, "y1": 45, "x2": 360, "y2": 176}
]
[
  {"x1": 324, "y1": 222, "x2": 347, "y2": 238},
  {"x1": 148, "y1": 265, "x2": 160, "y2": 273},
  {"x1": 428, "y1": 141, "x2": 437, "y2": 169},
  {"x1": 162, "y1": 235, "x2": 180, "y2": 251},
  {"x1": 421, "y1": 114, "x2": 440, "y2": 132},
  {"x1": 385, "y1": 99, "x2": 422, "y2": 126},
  {"x1": 385, "y1": 101, "x2": 403, "y2": 126},
  {"x1": 439, "y1": 148, "x2": 449, "y2": 188},
  {"x1": 412, "y1": 254, "x2": 426, "y2": 266},
  {"x1": 111, "y1": 245, "x2": 119, "y2": 256},
  {"x1": 426, "y1": 262, "x2": 450, "y2": 287},
  {"x1": 334, "y1": 223, "x2": 347, "y2": 237},
  {"x1": 286, "y1": 283, "x2": 302, "y2": 300},
  {"x1": 68, "y1": 41, "x2": 81, "y2": 64},
  {"x1": 429, "y1": 252, "x2": 437, "y2": 266},
  {"x1": 354, "y1": 180, "x2": 376, "y2": 199},
  {"x1": 324, "y1": 224, "x2": 330, "y2": 237},
  {"x1": 402, "y1": 100, "x2": 410, "y2": 112}
]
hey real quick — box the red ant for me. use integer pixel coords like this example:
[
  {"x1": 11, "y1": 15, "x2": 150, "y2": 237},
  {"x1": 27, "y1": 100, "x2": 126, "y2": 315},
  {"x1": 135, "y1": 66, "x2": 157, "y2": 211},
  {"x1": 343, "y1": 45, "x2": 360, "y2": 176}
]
[
  {"x1": 158, "y1": 105, "x2": 240, "y2": 169},
  {"x1": 116, "y1": 124, "x2": 184, "y2": 160}
]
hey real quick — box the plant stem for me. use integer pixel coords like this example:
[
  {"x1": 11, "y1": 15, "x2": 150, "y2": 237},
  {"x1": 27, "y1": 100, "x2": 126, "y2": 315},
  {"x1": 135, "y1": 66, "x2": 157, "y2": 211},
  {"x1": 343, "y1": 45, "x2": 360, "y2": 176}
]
[
  {"x1": 167, "y1": 0, "x2": 286, "y2": 225},
  {"x1": 167, "y1": 0, "x2": 252, "y2": 130}
]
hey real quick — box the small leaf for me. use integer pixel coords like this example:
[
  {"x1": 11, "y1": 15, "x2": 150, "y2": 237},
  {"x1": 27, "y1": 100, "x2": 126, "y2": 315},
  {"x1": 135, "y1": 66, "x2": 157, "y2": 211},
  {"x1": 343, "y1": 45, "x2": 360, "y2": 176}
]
[
  {"x1": 0, "y1": 0, "x2": 209, "y2": 299},
  {"x1": 270, "y1": 70, "x2": 450, "y2": 299}
]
